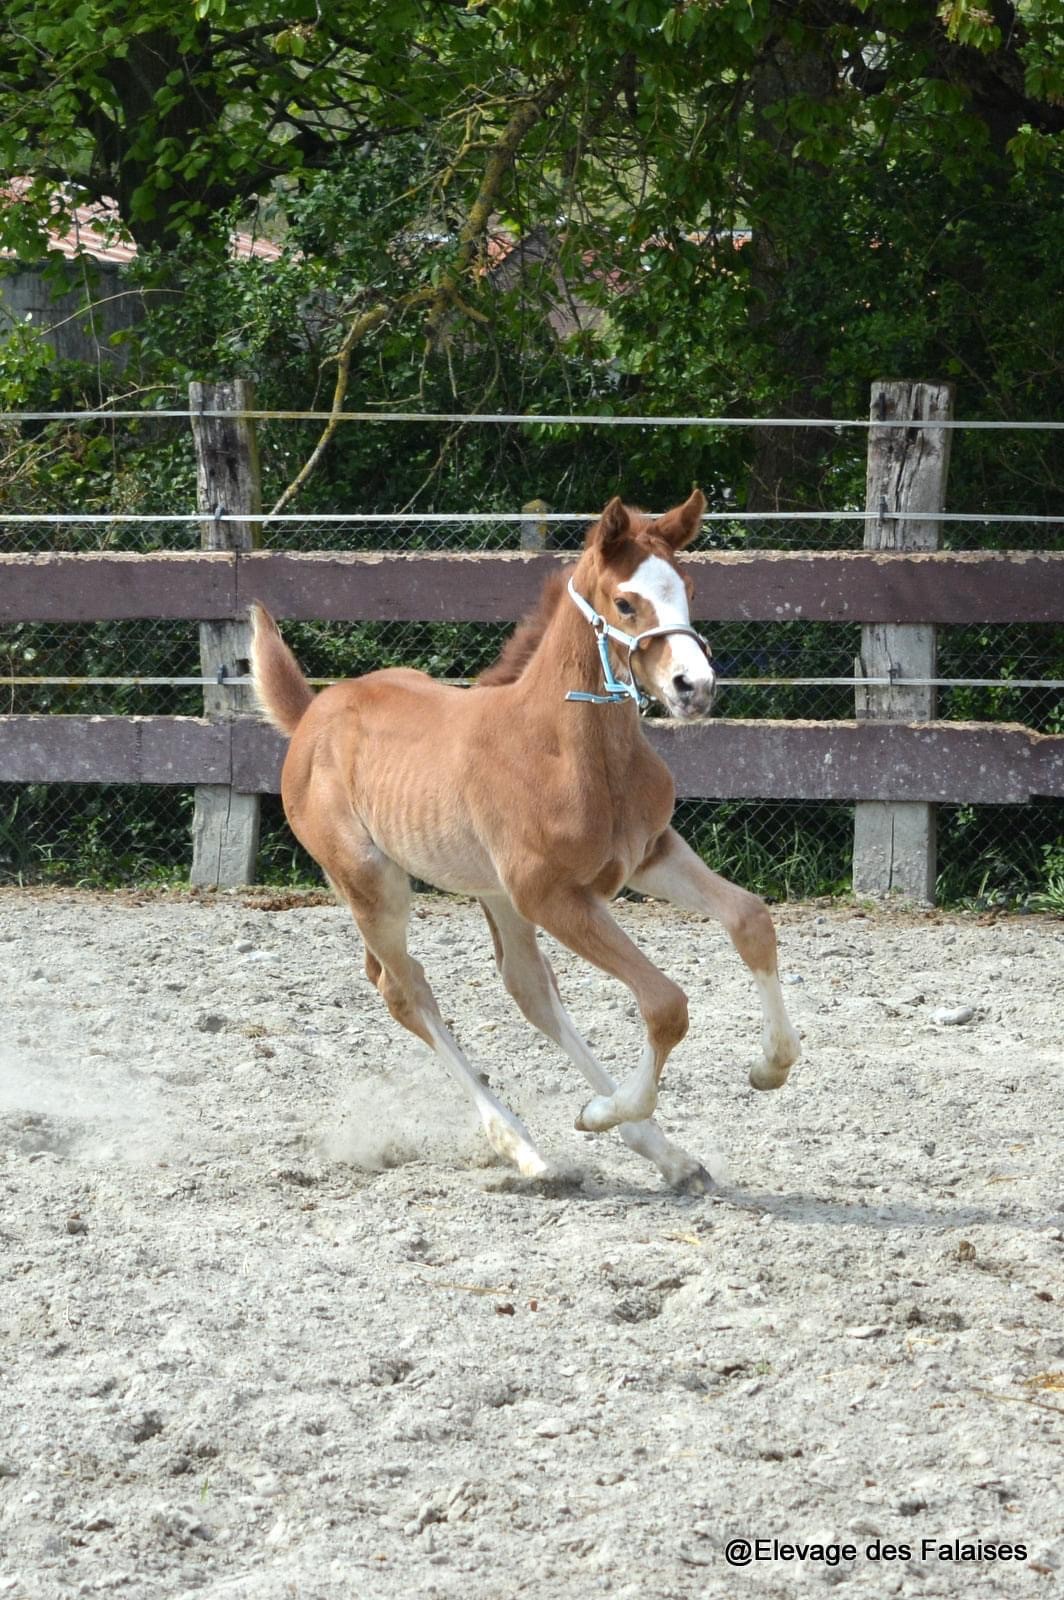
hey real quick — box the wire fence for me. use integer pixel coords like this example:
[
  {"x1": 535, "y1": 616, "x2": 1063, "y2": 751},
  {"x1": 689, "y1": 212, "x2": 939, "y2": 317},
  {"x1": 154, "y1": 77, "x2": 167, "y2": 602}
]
[
  {"x1": 1, "y1": 412, "x2": 1061, "y2": 906},
  {"x1": 5, "y1": 617, "x2": 1060, "y2": 726},
  {"x1": 3, "y1": 508, "x2": 1061, "y2": 545}
]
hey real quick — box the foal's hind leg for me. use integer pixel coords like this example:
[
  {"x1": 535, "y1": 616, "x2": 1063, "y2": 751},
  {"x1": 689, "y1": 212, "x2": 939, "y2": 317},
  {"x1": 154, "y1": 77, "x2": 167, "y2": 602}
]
[
  {"x1": 324, "y1": 854, "x2": 548, "y2": 1177},
  {"x1": 481, "y1": 898, "x2": 715, "y2": 1193},
  {"x1": 629, "y1": 828, "x2": 801, "y2": 1089}
]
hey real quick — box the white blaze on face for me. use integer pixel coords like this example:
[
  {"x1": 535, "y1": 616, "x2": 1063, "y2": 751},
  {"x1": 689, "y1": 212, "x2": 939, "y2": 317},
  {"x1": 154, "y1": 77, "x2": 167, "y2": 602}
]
[{"x1": 617, "y1": 555, "x2": 713, "y2": 692}]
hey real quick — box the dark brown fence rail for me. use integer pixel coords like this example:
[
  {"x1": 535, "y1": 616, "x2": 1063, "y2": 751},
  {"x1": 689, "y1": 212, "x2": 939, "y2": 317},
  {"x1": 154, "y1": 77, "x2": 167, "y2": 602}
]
[
  {"x1": 4, "y1": 549, "x2": 1062, "y2": 625},
  {"x1": 3, "y1": 715, "x2": 1060, "y2": 806}
]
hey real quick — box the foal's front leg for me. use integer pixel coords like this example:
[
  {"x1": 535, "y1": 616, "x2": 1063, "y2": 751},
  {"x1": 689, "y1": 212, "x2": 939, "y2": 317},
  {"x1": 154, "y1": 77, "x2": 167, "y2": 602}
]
[
  {"x1": 481, "y1": 897, "x2": 716, "y2": 1192},
  {"x1": 629, "y1": 829, "x2": 801, "y2": 1089},
  {"x1": 511, "y1": 884, "x2": 689, "y2": 1133}
]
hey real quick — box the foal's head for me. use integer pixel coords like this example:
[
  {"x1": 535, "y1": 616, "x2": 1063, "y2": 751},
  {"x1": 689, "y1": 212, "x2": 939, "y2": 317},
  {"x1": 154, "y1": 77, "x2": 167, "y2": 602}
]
[{"x1": 582, "y1": 489, "x2": 715, "y2": 719}]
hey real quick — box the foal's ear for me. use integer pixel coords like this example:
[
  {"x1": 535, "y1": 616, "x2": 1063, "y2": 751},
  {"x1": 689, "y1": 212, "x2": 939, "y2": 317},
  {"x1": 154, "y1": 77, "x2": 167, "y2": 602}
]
[
  {"x1": 653, "y1": 488, "x2": 706, "y2": 550},
  {"x1": 592, "y1": 495, "x2": 630, "y2": 557}
]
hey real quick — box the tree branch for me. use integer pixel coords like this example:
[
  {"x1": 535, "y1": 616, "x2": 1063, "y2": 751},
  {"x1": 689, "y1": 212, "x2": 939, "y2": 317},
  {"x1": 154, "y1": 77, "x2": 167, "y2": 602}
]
[
  {"x1": 269, "y1": 74, "x2": 571, "y2": 513},
  {"x1": 424, "y1": 76, "x2": 570, "y2": 344},
  {"x1": 269, "y1": 288, "x2": 436, "y2": 516}
]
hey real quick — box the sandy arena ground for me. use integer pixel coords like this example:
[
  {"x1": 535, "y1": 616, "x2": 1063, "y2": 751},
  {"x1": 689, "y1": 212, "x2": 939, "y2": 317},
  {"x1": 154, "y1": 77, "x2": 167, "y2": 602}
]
[{"x1": 1, "y1": 887, "x2": 1062, "y2": 1599}]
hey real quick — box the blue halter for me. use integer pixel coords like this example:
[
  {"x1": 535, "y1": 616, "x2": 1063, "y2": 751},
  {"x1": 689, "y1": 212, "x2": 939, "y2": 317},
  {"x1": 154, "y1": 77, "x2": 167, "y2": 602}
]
[{"x1": 563, "y1": 577, "x2": 711, "y2": 709}]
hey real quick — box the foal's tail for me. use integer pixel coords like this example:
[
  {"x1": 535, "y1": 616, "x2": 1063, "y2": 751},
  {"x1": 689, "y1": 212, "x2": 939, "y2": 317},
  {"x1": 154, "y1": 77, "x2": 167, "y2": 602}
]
[{"x1": 248, "y1": 604, "x2": 315, "y2": 737}]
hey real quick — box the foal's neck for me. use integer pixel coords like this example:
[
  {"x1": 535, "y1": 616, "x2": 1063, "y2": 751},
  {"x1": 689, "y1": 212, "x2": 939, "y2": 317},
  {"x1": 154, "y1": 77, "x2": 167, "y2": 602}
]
[{"x1": 512, "y1": 559, "x2": 644, "y2": 749}]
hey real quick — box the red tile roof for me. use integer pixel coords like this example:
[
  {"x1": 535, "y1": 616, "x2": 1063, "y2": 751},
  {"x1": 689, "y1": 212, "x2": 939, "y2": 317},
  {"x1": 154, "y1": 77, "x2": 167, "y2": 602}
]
[{"x1": 1, "y1": 181, "x2": 282, "y2": 263}]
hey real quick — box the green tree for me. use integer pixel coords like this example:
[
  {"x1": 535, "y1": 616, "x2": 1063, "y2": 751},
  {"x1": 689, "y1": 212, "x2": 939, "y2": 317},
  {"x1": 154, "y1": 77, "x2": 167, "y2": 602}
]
[{"x1": 2, "y1": 0, "x2": 1061, "y2": 509}]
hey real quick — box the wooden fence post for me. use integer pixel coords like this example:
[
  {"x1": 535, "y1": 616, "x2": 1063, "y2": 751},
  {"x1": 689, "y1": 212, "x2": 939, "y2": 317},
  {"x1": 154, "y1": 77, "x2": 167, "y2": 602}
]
[
  {"x1": 189, "y1": 379, "x2": 262, "y2": 887},
  {"x1": 852, "y1": 380, "x2": 954, "y2": 903},
  {"x1": 520, "y1": 497, "x2": 550, "y2": 551}
]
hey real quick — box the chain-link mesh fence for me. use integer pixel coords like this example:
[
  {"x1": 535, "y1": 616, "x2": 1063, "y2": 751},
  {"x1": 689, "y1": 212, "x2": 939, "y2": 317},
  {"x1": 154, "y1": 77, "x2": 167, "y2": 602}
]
[{"x1": 1, "y1": 448, "x2": 1061, "y2": 905}]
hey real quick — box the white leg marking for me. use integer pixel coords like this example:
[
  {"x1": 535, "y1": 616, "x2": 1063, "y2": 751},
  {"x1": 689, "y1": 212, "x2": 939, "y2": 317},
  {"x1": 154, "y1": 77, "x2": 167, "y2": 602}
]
[
  {"x1": 628, "y1": 830, "x2": 802, "y2": 1094},
  {"x1": 423, "y1": 1019, "x2": 548, "y2": 1177},
  {"x1": 546, "y1": 994, "x2": 715, "y2": 1187},
  {"x1": 575, "y1": 1043, "x2": 659, "y2": 1132},
  {"x1": 748, "y1": 970, "x2": 802, "y2": 1091}
]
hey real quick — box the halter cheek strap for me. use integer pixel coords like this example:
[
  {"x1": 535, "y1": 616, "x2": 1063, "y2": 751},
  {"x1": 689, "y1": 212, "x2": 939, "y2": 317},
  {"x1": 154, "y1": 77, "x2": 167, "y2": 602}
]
[{"x1": 564, "y1": 577, "x2": 711, "y2": 708}]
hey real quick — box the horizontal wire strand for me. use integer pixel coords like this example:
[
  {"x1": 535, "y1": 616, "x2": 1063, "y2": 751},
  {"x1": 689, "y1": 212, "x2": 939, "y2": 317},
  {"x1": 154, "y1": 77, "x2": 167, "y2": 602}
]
[
  {"x1": 1, "y1": 510, "x2": 1060, "y2": 524},
  {"x1": 4, "y1": 676, "x2": 1061, "y2": 691},
  {"x1": 2, "y1": 409, "x2": 1063, "y2": 429}
]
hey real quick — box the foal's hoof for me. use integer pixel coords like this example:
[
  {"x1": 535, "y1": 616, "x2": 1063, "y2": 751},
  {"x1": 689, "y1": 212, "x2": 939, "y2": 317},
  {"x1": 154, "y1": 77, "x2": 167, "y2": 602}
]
[
  {"x1": 670, "y1": 1162, "x2": 715, "y2": 1198},
  {"x1": 751, "y1": 1030, "x2": 801, "y2": 1091},
  {"x1": 575, "y1": 1096, "x2": 609, "y2": 1133},
  {"x1": 749, "y1": 1061, "x2": 792, "y2": 1091},
  {"x1": 577, "y1": 1086, "x2": 656, "y2": 1133}
]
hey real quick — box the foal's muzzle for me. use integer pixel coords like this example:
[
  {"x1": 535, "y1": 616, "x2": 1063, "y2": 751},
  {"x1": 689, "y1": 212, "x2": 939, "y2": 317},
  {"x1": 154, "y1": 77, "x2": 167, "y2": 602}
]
[
  {"x1": 667, "y1": 668, "x2": 717, "y2": 719},
  {"x1": 633, "y1": 624, "x2": 716, "y2": 719}
]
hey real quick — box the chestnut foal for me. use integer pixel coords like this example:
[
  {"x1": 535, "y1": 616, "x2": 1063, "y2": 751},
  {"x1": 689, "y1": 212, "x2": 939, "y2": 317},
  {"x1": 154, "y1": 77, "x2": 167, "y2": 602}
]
[{"x1": 250, "y1": 491, "x2": 800, "y2": 1193}]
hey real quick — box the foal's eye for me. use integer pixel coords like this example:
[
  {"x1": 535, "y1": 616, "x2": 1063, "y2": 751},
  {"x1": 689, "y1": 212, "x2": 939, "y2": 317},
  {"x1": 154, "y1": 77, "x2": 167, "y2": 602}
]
[{"x1": 616, "y1": 599, "x2": 635, "y2": 618}]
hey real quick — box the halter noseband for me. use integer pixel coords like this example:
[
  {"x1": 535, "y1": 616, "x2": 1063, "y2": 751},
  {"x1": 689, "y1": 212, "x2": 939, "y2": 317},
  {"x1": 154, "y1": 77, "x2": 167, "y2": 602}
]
[{"x1": 564, "y1": 576, "x2": 712, "y2": 709}]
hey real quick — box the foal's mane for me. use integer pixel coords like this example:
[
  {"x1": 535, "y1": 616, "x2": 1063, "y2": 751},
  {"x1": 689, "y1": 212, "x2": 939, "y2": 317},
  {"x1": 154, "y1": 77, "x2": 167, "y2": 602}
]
[
  {"x1": 477, "y1": 504, "x2": 660, "y2": 688},
  {"x1": 476, "y1": 570, "x2": 567, "y2": 687}
]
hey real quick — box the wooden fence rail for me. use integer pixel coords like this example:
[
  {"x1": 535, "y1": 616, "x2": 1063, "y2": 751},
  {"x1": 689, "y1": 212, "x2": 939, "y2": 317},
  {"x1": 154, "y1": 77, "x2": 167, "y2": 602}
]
[
  {"x1": 3, "y1": 548, "x2": 1062, "y2": 624},
  {"x1": 3, "y1": 716, "x2": 1062, "y2": 805}
]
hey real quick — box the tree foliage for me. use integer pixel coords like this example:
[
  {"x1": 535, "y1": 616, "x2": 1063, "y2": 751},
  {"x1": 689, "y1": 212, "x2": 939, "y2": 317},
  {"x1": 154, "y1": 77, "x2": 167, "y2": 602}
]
[{"x1": 1, "y1": 0, "x2": 1061, "y2": 509}]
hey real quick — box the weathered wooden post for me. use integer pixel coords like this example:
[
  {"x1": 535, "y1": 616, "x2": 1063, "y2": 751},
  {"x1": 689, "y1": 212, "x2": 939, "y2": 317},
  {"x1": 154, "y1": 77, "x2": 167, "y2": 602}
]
[
  {"x1": 852, "y1": 380, "x2": 954, "y2": 902},
  {"x1": 520, "y1": 497, "x2": 550, "y2": 551},
  {"x1": 189, "y1": 378, "x2": 262, "y2": 887}
]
